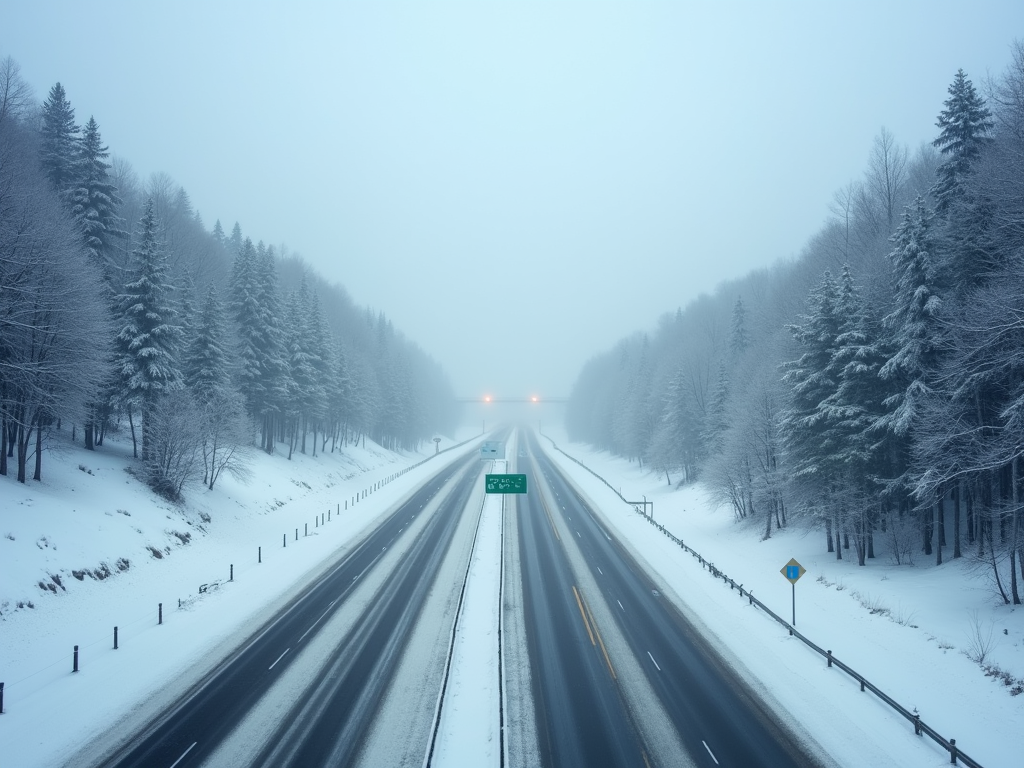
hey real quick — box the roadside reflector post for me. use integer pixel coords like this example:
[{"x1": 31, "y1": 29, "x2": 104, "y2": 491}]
[
  {"x1": 114, "y1": 626, "x2": 118, "y2": 650},
  {"x1": 159, "y1": 603, "x2": 163, "y2": 625},
  {"x1": 73, "y1": 645, "x2": 79, "y2": 673}
]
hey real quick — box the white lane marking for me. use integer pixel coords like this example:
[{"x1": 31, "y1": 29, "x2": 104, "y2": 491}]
[
  {"x1": 597, "y1": 567, "x2": 603, "y2": 575},
  {"x1": 169, "y1": 742, "x2": 197, "y2": 768},
  {"x1": 299, "y1": 599, "x2": 338, "y2": 642},
  {"x1": 703, "y1": 740, "x2": 720, "y2": 765},
  {"x1": 647, "y1": 651, "x2": 661, "y2": 671},
  {"x1": 268, "y1": 648, "x2": 290, "y2": 670},
  {"x1": 351, "y1": 549, "x2": 385, "y2": 583},
  {"x1": 617, "y1": 600, "x2": 624, "y2": 611},
  {"x1": 576, "y1": 531, "x2": 581, "y2": 538}
]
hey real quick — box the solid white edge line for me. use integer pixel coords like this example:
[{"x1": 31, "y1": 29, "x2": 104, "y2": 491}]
[
  {"x1": 617, "y1": 600, "x2": 624, "y2": 611},
  {"x1": 702, "y1": 740, "x2": 720, "y2": 765},
  {"x1": 268, "y1": 648, "x2": 290, "y2": 671},
  {"x1": 168, "y1": 741, "x2": 197, "y2": 768},
  {"x1": 647, "y1": 651, "x2": 661, "y2": 671}
]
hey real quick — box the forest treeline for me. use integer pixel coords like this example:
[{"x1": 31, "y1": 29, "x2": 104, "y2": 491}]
[
  {"x1": 0, "y1": 55, "x2": 458, "y2": 499},
  {"x1": 567, "y1": 44, "x2": 1024, "y2": 603}
]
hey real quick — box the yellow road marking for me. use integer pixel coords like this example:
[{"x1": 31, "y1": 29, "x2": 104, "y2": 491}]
[
  {"x1": 539, "y1": 492, "x2": 560, "y2": 540},
  {"x1": 582, "y1": 591, "x2": 617, "y2": 680},
  {"x1": 572, "y1": 585, "x2": 596, "y2": 645}
]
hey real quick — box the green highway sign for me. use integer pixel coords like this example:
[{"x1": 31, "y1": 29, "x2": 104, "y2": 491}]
[{"x1": 485, "y1": 473, "x2": 528, "y2": 494}]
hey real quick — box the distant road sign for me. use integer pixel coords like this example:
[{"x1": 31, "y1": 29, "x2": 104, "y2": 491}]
[
  {"x1": 780, "y1": 558, "x2": 806, "y2": 584},
  {"x1": 485, "y1": 474, "x2": 528, "y2": 494},
  {"x1": 481, "y1": 441, "x2": 505, "y2": 459}
]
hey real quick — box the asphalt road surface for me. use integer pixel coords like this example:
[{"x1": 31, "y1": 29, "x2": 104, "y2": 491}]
[
  {"x1": 94, "y1": 449, "x2": 483, "y2": 768},
  {"x1": 520, "y1": 430, "x2": 827, "y2": 768}
]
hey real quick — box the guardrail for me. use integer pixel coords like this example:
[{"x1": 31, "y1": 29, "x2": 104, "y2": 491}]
[{"x1": 541, "y1": 435, "x2": 982, "y2": 768}]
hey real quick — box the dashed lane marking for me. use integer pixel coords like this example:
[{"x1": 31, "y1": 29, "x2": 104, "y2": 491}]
[
  {"x1": 268, "y1": 648, "x2": 290, "y2": 670},
  {"x1": 703, "y1": 740, "x2": 720, "y2": 765},
  {"x1": 168, "y1": 742, "x2": 197, "y2": 768}
]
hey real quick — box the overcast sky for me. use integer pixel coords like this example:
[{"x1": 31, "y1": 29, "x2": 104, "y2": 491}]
[{"x1": 5, "y1": 2, "x2": 1023, "y2": 401}]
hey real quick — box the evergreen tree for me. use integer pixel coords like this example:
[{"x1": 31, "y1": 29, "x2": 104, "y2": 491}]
[
  {"x1": 112, "y1": 198, "x2": 182, "y2": 461},
  {"x1": 229, "y1": 222, "x2": 243, "y2": 255},
  {"x1": 878, "y1": 199, "x2": 942, "y2": 440},
  {"x1": 932, "y1": 69, "x2": 993, "y2": 215},
  {"x1": 184, "y1": 287, "x2": 230, "y2": 402},
  {"x1": 39, "y1": 82, "x2": 80, "y2": 197},
  {"x1": 730, "y1": 296, "x2": 749, "y2": 358},
  {"x1": 782, "y1": 270, "x2": 849, "y2": 553},
  {"x1": 68, "y1": 117, "x2": 122, "y2": 277}
]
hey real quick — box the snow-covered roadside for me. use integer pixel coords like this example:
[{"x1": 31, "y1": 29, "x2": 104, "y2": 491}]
[
  {"x1": 540, "y1": 427, "x2": 1024, "y2": 768},
  {"x1": 431, "y1": 459, "x2": 504, "y2": 768},
  {"x1": 0, "y1": 427, "x2": 482, "y2": 768}
]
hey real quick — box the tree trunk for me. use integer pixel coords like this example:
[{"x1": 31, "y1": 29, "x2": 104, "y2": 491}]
[
  {"x1": 33, "y1": 417, "x2": 43, "y2": 481},
  {"x1": 128, "y1": 410, "x2": 138, "y2": 459},
  {"x1": 0, "y1": 416, "x2": 7, "y2": 476},
  {"x1": 953, "y1": 481, "x2": 963, "y2": 559},
  {"x1": 826, "y1": 515, "x2": 834, "y2": 553},
  {"x1": 988, "y1": 521, "x2": 1010, "y2": 604},
  {"x1": 1011, "y1": 458, "x2": 1021, "y2": 605},
  {"x1": 922, "y1": 505, "x2": 933, "y2": 556},
  {"x1": 935, "y1": 499, "x2": 943, "y2": 566},
  {"x1": 16, "y1": 422, "x2": 31, "y2": 483}
]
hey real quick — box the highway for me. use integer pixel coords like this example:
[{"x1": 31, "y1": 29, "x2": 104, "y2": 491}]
[
  {"x1": 521, "y1": 430, "x2": 827, "y2": 767},
  {"x1": 514, "y1": 440, "x2": 652, "y2": 767},
  {"x1": 91, "y1": 448, "x2": 485, "y2": 768},
  {"x1": 78, "y1": 427, "x2": 830, "y2": 768}
]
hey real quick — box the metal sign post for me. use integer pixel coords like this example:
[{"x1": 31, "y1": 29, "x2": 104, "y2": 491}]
[{"x1": 780, "y1": 558, "x2": 806, "y2": 625}]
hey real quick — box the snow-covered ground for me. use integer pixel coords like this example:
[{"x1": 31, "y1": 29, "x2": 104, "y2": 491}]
[
  {"x1": 0, "y1": 425, "x2": 482, "y2": 768},
  {"x1": 542, "y1": 426, "x2": 1023, "y2": 768},
  {"x1": 2, "y1": 421, "x2": 1021, "y2": 768}
]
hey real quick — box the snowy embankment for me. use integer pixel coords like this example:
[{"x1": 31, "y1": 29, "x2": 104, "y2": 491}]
[
  {"x1": 0, "y1": 427, "x2": 481, "y2": 768},
  {"x1": 543, "y1": 427, "x2": 1023, "y2": 768}
]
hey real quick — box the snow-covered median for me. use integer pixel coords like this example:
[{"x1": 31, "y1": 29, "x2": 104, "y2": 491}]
[{"x1": 430, "y1": 464, "x2": 504, "y2": 767}]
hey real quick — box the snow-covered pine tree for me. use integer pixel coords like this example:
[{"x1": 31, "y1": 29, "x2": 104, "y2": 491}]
[
  {"x1": 68, "y1": 117, "x2": 123, "y2": 279},
  {"x1": 876, "y1": 198, "x2": 944, "y2": 556},
  {"x1": 112, "y1": 198, "x2": 182, "y2": 462},
  {"x1": 932, "y1": 69, "x2": 993, "y2": 216},
  {"x1": 878, "y1": 199, "x2": 942, "y2": 442},
  {"x1": 39, "y1": 82, "x2": 79, "y2": 197},
  {"x1": 185, "y1": 286, "x2": 230, "y2": 402},
  {"x1": 255, "y1": 243, "x2": 289, "y2": 453},
  {"x1": 782, "y1": 271, "x2": 846, "y2": 553},
  {"x1": 730, "y1": 296, "x2": 749, "y2": 358},
  {"x1": 818, "y1": 266, "x2": 888, "y2": 564}
]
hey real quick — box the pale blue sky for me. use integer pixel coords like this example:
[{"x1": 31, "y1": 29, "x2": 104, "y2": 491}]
[{"x1": 4, "y1": 2, "x2": 1022, "y2": 399}]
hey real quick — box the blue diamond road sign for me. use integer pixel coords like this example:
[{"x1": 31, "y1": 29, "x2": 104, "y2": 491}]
[{"x1": 780, "y1": 558, "x2": 806, "y2": 584}]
